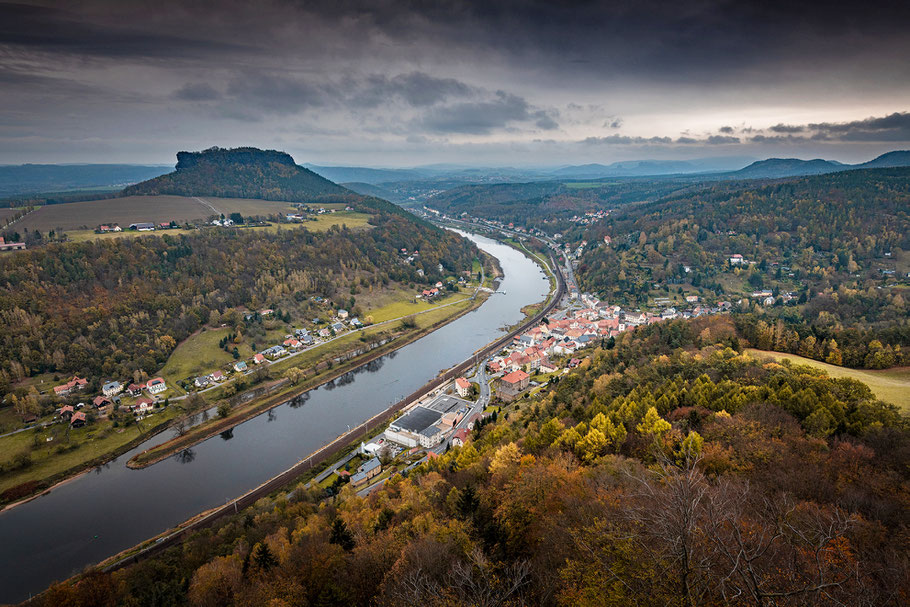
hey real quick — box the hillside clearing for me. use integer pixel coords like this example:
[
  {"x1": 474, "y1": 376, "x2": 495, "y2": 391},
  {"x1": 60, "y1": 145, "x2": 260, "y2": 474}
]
[{"x1": 746, "y1": 349, "x2": 910, "y2": 411}]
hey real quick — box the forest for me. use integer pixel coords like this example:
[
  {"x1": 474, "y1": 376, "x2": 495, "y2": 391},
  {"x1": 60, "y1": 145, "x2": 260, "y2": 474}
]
[
  {"x1": 36, "y1": 315, "x2": 909, "y2": 606},
  {"x1": 122, "y1": 147, "x2": 351, "y2": 203},
  {"x1": 426, "y1": 177, "x2": 697, "y2": 232},
  {"x1": 575, "y1": 168, "x2": 910, "y2": 368},
  {"x1": 0, "y1": 211, "x2": 477, "y2": 397}
]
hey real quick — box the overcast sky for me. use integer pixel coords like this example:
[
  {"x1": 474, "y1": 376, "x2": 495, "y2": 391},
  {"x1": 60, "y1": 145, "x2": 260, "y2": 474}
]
[{"x1": 1, "y1": 0, "x2": 908, "y2": 166}]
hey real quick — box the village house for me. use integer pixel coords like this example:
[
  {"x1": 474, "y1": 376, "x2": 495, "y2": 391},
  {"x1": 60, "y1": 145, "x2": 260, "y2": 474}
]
[
  {"x1": 210, "y1": 370, "x2": 224, "y2": 382},
  {"x1": 92, "y1": 395, "x2": 111, "y2": 408},
  {"x1": 729, "y1": 253, "x2": 744, "y2": 265},
  {"x1": 54, "y1": 376, "x2": 88, "y2": 397},
  {"x1": 132, "y1": 398, "x2": 154, "y2": 414},
  {"x1": 497, "y1": 370, "x2": 530, "y2": 402},
  {"x1": 59, "y1": 405, "x2": 75, "y2": 419},
  {"x1": 253, "y1": 353, "x2": 266, "y2": 365},
  {"x1": 147, "y1": 377, "x2": 166, "y2": 394},
  {"x1": 350, "y1": 457, "x2": 382, "y2": 487},
  {"x1": 451, "y1": 427, "x2": 471, "y2": 447},
  {"x1": 102, "y1": 380, "x2": 122, "y2": 397},
  {"x1": 194, "y1": 376, "x2": 210, "y2": 388},
  {"x1": 337, "y1": 309, "x2": 349, "y2": 319},
  {"x1": 70, "y1": 411, "x2": 87, "y2": 428},
  {"x1": 233, "y1": 361, "x2": 248, "y2": 373},
  {"x1": 454, "y1": 377, "x2": 471, "y2": 398}
]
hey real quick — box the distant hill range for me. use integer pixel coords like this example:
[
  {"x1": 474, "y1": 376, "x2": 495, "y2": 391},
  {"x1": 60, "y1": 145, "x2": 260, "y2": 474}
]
[
  {"x1": 724, "y1": 150, "x2": 910, "y2": 179},
  {"x1": 549, "y1": 157, "x2": 756, "y2": 178},
  {"x1": 0, "y1": 164, "x2": 168, "y2": 197},
  {"x1": 124, "y1": 147, "x2": 351, "y2": 202}
]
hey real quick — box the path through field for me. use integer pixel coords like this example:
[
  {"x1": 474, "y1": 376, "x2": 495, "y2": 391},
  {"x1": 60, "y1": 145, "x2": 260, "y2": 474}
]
[{"x1": 192, "y1": 197, "x2": 223, "y2": 215}]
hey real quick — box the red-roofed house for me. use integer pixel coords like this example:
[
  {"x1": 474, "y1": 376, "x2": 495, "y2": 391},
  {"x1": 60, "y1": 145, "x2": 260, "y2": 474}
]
[
  {"x1": 454, "y1": 377, "x2": 471, "y2": 398},
  {"x1": 70, "y1": 411, "x2": 87, "y2": 427},
  {"x1": 452, "y1": 427, "x2": 471, "y2": 447},
  {"x1": 498, "y1": 370, "x2": 530, "y2": 402},
  {"x1": 54, "y1": 376, "x2": 88, "y2": 397},
  {"x1": 147, "y1": 377, "x2": 166, "y2": 394},
  {"x1": 133, "y1": 398, "x2": 154, "y2": 414},
  {"x1": 253, "y1": 353, "x2": 266, "y2": 365}
]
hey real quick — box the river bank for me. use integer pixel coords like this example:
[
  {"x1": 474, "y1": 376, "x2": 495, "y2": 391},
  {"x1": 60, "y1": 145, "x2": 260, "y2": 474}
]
[
  {"x1": 127, "y1": 289, "x2": 491, "y2": 468},
  {"x1": 97, "y1": 237, "x2": 562, "y2": 575},
  {"x1": 0, "y1": 232, "x2": 547, "y2": 604},
  {"x1": 0, "y1": 263, "x2": 497, "y2": 510}
]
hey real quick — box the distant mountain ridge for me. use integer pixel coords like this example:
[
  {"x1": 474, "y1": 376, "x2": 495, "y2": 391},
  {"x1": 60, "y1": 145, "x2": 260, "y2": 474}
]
[
  {"x1": 0, "y1": 164, "x2": 169, "y2": 197},
  {"x1": 124, "y1": 147, "x2": 350, "y2": 202},
  {"x1": 725, "y1": 150, "x2": 910, "y2": 179}
]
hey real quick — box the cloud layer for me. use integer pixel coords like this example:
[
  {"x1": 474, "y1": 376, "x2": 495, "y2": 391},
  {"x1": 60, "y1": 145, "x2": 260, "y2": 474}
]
[{"x1": 0, "y1": 0, "x2": 908, "y2": 164}]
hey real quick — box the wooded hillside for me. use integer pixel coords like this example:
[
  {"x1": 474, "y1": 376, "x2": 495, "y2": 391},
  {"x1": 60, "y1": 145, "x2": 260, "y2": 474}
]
[{"x1": 37, "y1": 316, "x2": 909, "y2": 606}]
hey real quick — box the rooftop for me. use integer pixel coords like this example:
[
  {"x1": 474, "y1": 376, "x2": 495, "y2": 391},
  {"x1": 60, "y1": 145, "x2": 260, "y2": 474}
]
[
  {"x1": 424, "y1": 394, "x2": 472, "y2": 413},
  {"x1": 390, "y1": 405, "x2": 443, "y2": 433}
]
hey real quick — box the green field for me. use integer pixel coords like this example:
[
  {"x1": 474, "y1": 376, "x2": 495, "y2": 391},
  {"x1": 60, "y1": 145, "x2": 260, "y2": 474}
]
[
  {"x1": 747, "y1": 349, "x2": 910, "y2": 411},
  {"x1": 366, "y1": 291, "x2": 468, "y2": 323},
  {"x1": 0, "y1": 407, "x2": 180, "y2": 496},
  {"x1": 158, "y1": 327, "x2": 261, "y2": 383}
]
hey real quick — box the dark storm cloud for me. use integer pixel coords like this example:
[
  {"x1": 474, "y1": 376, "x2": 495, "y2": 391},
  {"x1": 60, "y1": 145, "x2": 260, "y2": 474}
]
[
  {"x1": 0, "y1": 2, "x2": 251, "y2": 60},
  {"x1": 809, "y1": 112, "x2": 910, "y2": 142},
  {"x1": 706, "y1": 135, "x2": 740, "y2": 144},
  {"x1": 350, "y1": 72, "x2": 474, "y2": 108},
  {"x1": 224, "y1": 72, "x2": 332, "y2": 115},
  {"x1": 281, "y1": 0, "x2": 910, "y2": 83},
  {"x1": 748, "y1": 112, "x2": 910, "y2": 143},
  {"x1": 420, "y1": 92, "x2": 558, "y2": 134},
  {"x1": 770, "y1": 124, "x2": 806, "y2": 133},
  {"x1": 718, "y1": 126, "x2": 734, "y2": 134},
  {"x1": 4, "y1": 1, "x2": 907, "y2": 84}
]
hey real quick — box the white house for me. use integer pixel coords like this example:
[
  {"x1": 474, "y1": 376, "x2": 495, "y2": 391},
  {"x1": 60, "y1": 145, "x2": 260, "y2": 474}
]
[
  {"x1": 102, "y1": 381, "x2": 123, "y2": 397},
  {"x1": 337, "y1": 309, "x2": 349, "y2": 319},
  {"x1": 147, "y1": 377, "x2": 166, "y2": 394},
  {"x1": 730, "y1": 254, "x2": 744, "y2": 265},
  {"x1": 454, "y1": 377, "x2": 471, "y2": 398}
]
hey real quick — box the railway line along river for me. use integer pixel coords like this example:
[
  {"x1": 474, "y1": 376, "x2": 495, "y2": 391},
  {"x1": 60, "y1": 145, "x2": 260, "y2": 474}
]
[{"x1": 0, "y1": 231, "x2": 550, "y2": 604}]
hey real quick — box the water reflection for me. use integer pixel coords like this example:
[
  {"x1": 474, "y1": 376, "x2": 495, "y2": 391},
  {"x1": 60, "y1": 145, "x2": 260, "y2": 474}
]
[
  {"x1": 288, "y1": 391, "x2": 310, "y2": 409},
  {"x1": 175, "y1": 449, "x2": 196, "y2": 465},
  {"x1": 0, "y1": 231, "x2": 551, "y2": 605}
]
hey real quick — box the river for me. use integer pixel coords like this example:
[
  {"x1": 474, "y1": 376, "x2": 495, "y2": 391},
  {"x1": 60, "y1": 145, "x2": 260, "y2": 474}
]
[{"x1": 0, "y1": 231, "x2": 550, "y2": 603}]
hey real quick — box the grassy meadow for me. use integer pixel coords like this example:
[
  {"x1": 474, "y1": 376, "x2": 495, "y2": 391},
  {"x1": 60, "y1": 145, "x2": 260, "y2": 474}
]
[{"x1": 746, "y1": 349, "x2": 910, "y2": 411}]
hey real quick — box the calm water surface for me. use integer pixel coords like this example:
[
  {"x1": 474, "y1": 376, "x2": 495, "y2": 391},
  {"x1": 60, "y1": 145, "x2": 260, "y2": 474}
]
[{"x1": 0, "y1": 232, "x2": 549, "y2": 602}]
